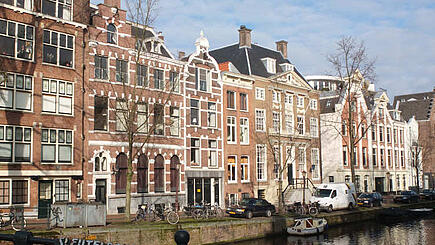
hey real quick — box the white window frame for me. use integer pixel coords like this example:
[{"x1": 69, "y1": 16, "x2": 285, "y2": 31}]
[
  {"x1": 0, "y1": 18, "x2": 35, "y2": 61},
  {"x1": 285, "y1": 94, "x2": 293, "y2": 108},
  {"x1": 310, "y1": 99, "x2": 317, "y2": 110},
  {"x1": 241, "y1": 156, "x2": 249, "y2": 183},
  {"x1": 1, "y1": 0, "x2": 32, "y2": 10},
  {"x1": 170, "y1": 106, "x2": 179, "y2": 136},
  {"x1": 115, "y1": 100, "x2": 127, "y2": 132},
  {"x1": 41, "y1": 0, "x2": 73, "y2": 20},
  {"x1": 208, "y1": 140, "x2": 217, "y2": 168},
  {"x1": 54, "y1": 179, "x2": 70, "y2": 202},
  {"x1": 190, "y1": 99, "x2": 200, "y2": 126},
  {"x1": 261, "y1": 57, "x2": 276, "y2": 74},
  {"x1": 0, "y1": 72, "x2": 33, "y2": 111},
  {"x1": 272, "y1": 90, "x2": 280, "y2": 103},
  {"x1": 41, "y1": 128, "x2": 73, "y2": 164},
  {"x1": 273, "y1": 146, "x2": 280, "y2": 180},
  {"x1": 297, "y1": 115, "x2": 304, "y2": 135},
  {"x1": 240, "y1": 117, "x2": 249, "y2": 145},
  {"x1": 240, "y1": 92, "x2": 248, "y2": 111},
  {"x1": 42, "y1": 29, "x2": 74, "y2": 68},
  {"x1": 227, "y1": 116, "x2": 237, "y2": 144},
  {"x1": 196, "y1": 68, "x2": 210, "y2": 92},
  {"x1": 255, "y1": 87, "x2": 265, "y2": 100},
  {"x1": 285, "y1": 113, "x2": 293, "y2": 134},
  {"x1": 311, "y1": 148, "x2": 320, "y2": 179},
  {"x1": 190, "y1": 138, "x2": 200, "y2": 166},
  {"x1": 343, "y1": 146, "x2": 348, "y2": 166},
  {"x1": 169, "y1": 71, "x2": 179, "y2": 92},
  {"x1": 207, "y1": 102, "x2": 216, "y2": 128},
  {"x1": 255, "y1": 109, "x2": 265, "y2": 132},
  {"x1": 228, "y1": 156, "x2": 237, "y2": 183},
  {"x1": 42, "y1": 78, "x2": 73, "y2": 115},
  {"x1": 256, "y1": 145, "x2": 266, "y2": 181},
  {"x1": 298, "y1": 147, "x2": 306, "y2": 172},
  {"x1": 362, "y1": 147, "x2": 368, "y2": 166},
  {"x1": 0, "y1": 178, "x2": 30, "y2": 206},
  {"x1": 272, "y1": 111, "x2": 280, "y2": 133},
  {"x1": 0, "y1": 125, "x2": 32, "y2": 163},
  {"x1": 297, "y1": 96, "x2": 304, "y2": 108},
  {"x1": 310, "y1": 118, "x2": 318, "y2": 137},
  {"x1": 227, "y1": 90, "x2": 236, "y2": 109}
]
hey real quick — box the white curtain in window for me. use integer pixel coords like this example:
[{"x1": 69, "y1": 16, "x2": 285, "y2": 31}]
[
  {"x1": 58, "y1": 97, "x2": 72, "y2": 114},
  {"x1": 15, "y1": 91, "x2": 31, "y2": 110},
  {"x1": 0, "y1": 143, "x2": 12, "y2": 160},
  {"x1": 42, "y1": 145, "x2": 55, "y2": 162},
  {"x1": 58, "y1": 145, "x2": 72, "y2": 162},
  {"x1": 63, "y1": 6, "x2": 71, "y2": 20},
  {"x1": 15, "y1": 143, "x2": 30, "y2": 160},
  {"x1": 42, "y1": 95, "x2": 56, "y2": 112},
  {"x1": 0, "y1": 90, "x2": 13, "y2": 108}
]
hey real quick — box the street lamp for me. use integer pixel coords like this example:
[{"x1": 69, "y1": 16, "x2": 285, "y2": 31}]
[
  {"x1": 302, "y1": 170, "x2": 307, "y2": 206},
  {"x1": 175, "y1": 163, "x2": 180, "y2": 211}
]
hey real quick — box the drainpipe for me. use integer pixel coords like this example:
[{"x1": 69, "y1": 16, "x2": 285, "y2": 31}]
[{"x1": 81, "y1": 28, "x2": 88, "y2": 199}]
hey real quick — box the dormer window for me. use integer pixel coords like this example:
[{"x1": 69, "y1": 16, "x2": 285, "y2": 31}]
[
  {"x1": 107, "y1": 24, "x2": 117, "y2": 44},
  {"x1": 261, "y1": 57, "x2": 276, "y2": 74},
  {"x1": 280, "y1": 63, "x2": 292, "y2": 72}
]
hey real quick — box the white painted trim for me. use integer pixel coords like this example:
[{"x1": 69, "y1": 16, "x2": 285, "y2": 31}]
[
  {"x1": 0, "y1": 170, "x2": 81, "y2": 176},
  {"x1": 88, "y1": 140, "x2": 185, "y2": 150}
]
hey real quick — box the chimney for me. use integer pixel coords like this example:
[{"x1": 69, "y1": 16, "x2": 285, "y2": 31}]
[
  {"x1": 178, "y1": 51, "x2": 185, "y2": 60},
  {"x1": 157, "y1": 32, "x2": 164, "y2": 41},
  {"x1": 276, "y1": 40, "x2": 288, "y2": 59},
  {"x1": 104, "y1": 0, "x2": 121, "y2": 9},
  {"x1": 238, "y1": 25, "x2": 252, "y2": 48}
]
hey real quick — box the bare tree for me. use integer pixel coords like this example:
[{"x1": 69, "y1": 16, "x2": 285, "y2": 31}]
[{"x1": 327, "y1": 36, "x2": 376, "y2": 184}]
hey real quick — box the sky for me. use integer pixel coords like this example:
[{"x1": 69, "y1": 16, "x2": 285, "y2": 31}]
[{"x1": 92, "y1": 0, "x2": 435, "y2": 98}]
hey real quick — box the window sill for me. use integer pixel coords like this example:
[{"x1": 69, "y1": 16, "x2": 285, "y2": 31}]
[
  {"x1": 257, "y1": 180, "x2": 268, "y2": 183},
  {"x1": 226, "y1": 108, "x2": 237, "y2": 111},
  {"x1": 0, "y1": 162, "x2": 32, "y2": 165},
  {"x1": 241, "y1": 180, "x2": 250, "y2": 183},
  {"x1": 40, "y1": 112, "x2": 74, "y2": 117},
  {"x1": 227, "y1": 142, "x2": 237, "y2": 145},
  {"x1": 91, "y1": 130, "x2": 110, "y2": 133},
  {"x1": 0, "y1": 108, "x2": 33, "y2": 113},
  {"x1": 227, "y1": 181, "x2": 238, "y2": 184},
  {"x1": 0, "y1": 54, "x2": 34, "y2": 63},
  {"x1": 240, "y1": 142, "x2": 250, "y2": 145},
  {"x1": 41, "y1": 163, "x2": 73, "y2": 165},
  {"x1": 42, "y1": 62, "x2": 75, "y2": 70},
  {"x1": 240, "y1": 109, "x2": 249, "y2": 113}
]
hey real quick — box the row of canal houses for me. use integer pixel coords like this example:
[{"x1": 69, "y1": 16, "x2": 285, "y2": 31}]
[{"x1": 0, "y1": 0, "x2": 419, "y2": 216}]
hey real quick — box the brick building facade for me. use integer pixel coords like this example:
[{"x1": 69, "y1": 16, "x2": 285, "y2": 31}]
[{"x1": 0, "y1": 0, "x2": 89, "y2": 217}]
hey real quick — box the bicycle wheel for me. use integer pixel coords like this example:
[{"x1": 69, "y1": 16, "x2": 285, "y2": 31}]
[
  {"x1": 309, "y1": 207, "x2": 319, "y2": 216},
  {"x1": 295, "y1": 206, "x2": 306, "y2": 215},
  {"x1": 11, "y1": 217, "x2": 27, "y2": 231},
  {"x1": 149, "y1": 210, "x2": 160, "y2": 222},
  {"x1": 166, "y1": 211, "x2": 179, "y2": 225},
  {"x1": 215, "y1": 208, "x2": 224, "y2": 218},
  {"x1": 192, "y1": 209, "x2": 204, "y2": 220}
]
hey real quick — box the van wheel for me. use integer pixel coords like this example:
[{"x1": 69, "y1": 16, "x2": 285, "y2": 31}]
[
  {"x1": 266, "y1": 210, "x2": 272, "y2": 217},
  {"x1": 246, "y1": 211, "x2": 253, "y2": 219},
  {"x1": 348, "y1": 203, "x2": 354, "y2": 210},
  {"x1": 327, "y1": 205, "x2": 333, "y2": 213}
]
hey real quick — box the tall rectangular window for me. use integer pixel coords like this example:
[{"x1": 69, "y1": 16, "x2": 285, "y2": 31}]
[
  {"x1": 255, "y1": 109, "x2": 265, "y2": 131},
  {"x1": 399, "y1": 130, "x2": 404, "y2": 144},
  {"x1": 310, "y1": 99, "x2": 317, "y2": 110},
  {"x1": 12, "y1": 180, "x2": 27, "y2": 204},
  {"x1": 1, "y1": 0, "x2": 32, "y2": 10},
  {"x1": 196, "y1": 68, "x2": 208, "y2": 92},
  {"x1": 227, "y1": 90, "x2": 235, "y2": 109},
  {"x1": 298, "y1": 147, "x2": 305, "y2": 171},
  {"x1": 169, "y1": 71, "x2": 179, "y2": 92},
  {"x1": 255, "y1": 88, "x2": 265, "y2": 100},
  {"x1": 153, "y1": 104, "x2": 164, "y2": 135},
  {"x1": 43, "y1": 30, "x2": 73, "y2": 67},
  {"x1": 137, "y1": 102, "x2": 148, "y2": 133},
  {"x1": 0, "y1": 180, "x2": 9, "y2": 205},
  {"x1": 297, "y1": 96, "x2": 304, "y2": 108},
  {"x1": 190, "y1": 99, "x2": 199, "y2": 126},
  {"x1": 272, "y1": 112, "x2": 280, "y2": 133},
  {"x1": 170, "y1": 106, "x2": 179, "y2": 136},
  {"x1": 94, "y1": 56, "x2": 108, "y2": 80},
  {"x1": 227, "y1": 116, "x2": 236, "y2": 143},
  {"x1": 0, "y1": 125, "x2": 31, "y2": 162},
  {"x1": 394, "y1": 150, "x2": 399, "y2": 167},
  {"x1": 116, "y1": 60, "x2": 128, "y2": 84},
  {"x1": 94, "y1": 96, "x2": 108, "y2": 131},
  {"x1": 380, "y1": 149, "x2": 385, "y2": 166},
  {"x1": 393, "y1": 128, "x2": 398, "y2": 143},
  {"x1": 379, "y1": 126, "x2": 384, "y2": 142},
  {"x1": 55, "y1": 180, "x2": 69, "y2": 202},
  {"x1": 272, "y1": 91, "x2": 280, "y2": 103},
  {"x1": 228, "y1": 156, "x2": 236, "y2": 182},
  {"x1": 285, "y1": 114, "x2": 293, "y2": 134},
  {"x1": 361, "y1": 124, "x2": 366, "y2": 138},
  {"x1": 241, "y1": 156, "x2": 249, "y2": 182},
  {"x1": 208, "y1": 140, "x2": 217, "y2": 167},
  {"x1": 207, "y1": 102, "x2": 216, "y2": 127},
  {"x1": 153, "y1": 69, "x2": 164, "y2": 90},
  {"x1": 273, "y1": 146, "x2": 280, "y2": 179},
  {"x1": 42, "y1": 0, "x2": 72, "y2": 20},
  {"x1": 190, "y1": 138, "x2": 200, "y2": 165},
  {"x1": 400, "y1": 150, "x2": 405, "y2": 167},
  {"x1": 115, "y1": 100, "x2": 127, "y2": 132},
  {"x1": 240, "y1": 93, "x2": 247, "y2": 111},
  {"x1": 310, "y1": 118, "x2": 318, "y2": 137},
  {"x1": 388, "y1": 149, "x2": 392, "y2": 167},
  {"x1": 136, "y1": 64, "x2": 147, "y2": 86},
  {"x1": 362, "y1": 147, "x2": 367, "y2": 166},
  {"x1": 285, "y1": 94, "x2": 293, "y2": 107},
  {"x1": 0, "y1": 73, "x2": 32, "y2": 111},
  {"x1": 311, "y1": 148, "x2": 320, "y2": 179},
  {"x1": 372, "y1": 125, "x2": 376, "y2": 141},
  {"x1": 240, "y1": 118, "x2": 249, "y2": 144},
  {"x1": 297, "y1": 116, "x2": 304, "y2": 135},
  {"x1": 387, "y1": 127, "x2": 391, "y2": 143},
  {"x1": 342, "y1": 121, "x2": 347, "y2": 136},
  {"x1": 256, "y1": 145, "x2": 266, "y2": 181},
  {"x1": 42, "y1": 79, "x2": 73, "y2": 115},
  {"x1": 372, "y1": 148, "x2": 377, "y2": 166},
  {"x1": 343, "y1": 146, "x2": 348, "y2": 166},
  {"x1": 0, "y1": 19, "x2": 34, "y2": 60},
  {"x1": 41, "y1": 128, "x2": 72, "y2": 163}
]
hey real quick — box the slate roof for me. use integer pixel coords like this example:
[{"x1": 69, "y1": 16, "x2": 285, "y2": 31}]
[
  {"x1": 320, "y1": 96, "x2": 340, "y2": 113},
  {"x1": 392, "y1": 91, "x2": 435, "y2": 121},
  {"x1": 209, "y1": 43, "x2": 307, "y2": 80}
]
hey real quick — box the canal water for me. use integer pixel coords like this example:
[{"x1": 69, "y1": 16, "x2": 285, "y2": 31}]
[{"x1": 231, "y1": 215, "x2": 435, "y2": 244}]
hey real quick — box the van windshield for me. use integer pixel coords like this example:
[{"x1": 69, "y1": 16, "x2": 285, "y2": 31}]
[{"x1": 315, "y1": 189, "x2": 332, "y2": 197}]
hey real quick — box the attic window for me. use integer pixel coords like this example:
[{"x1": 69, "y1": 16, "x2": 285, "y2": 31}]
[
  {"x1": 326, "y1": 100, "x2": 331, "y2": 107},
  {"x1": 280, "y1": 63, "x2": 292, "y2": 72},
  {"x1": 107, "y1": 24, "x2": 117, "y2": 44},
  {"x1": 261, "y1": 57, "x2": 276, "y2": 74}
]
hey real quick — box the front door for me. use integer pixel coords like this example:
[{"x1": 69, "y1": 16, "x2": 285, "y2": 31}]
[
  {"x1": 95, "y1": 179, "x2": 107, "y2": 204},
  {"x1": 375, "y1": 177, "x2": 384, "y2": 193},
  {"x1": 38, "y1": 180, "x2": 53, "y2": 218}
]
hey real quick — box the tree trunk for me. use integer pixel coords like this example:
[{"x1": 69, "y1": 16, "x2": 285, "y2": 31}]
[
  {"x1": 125, "y1": 140, "x2": 134, "y2": 221},
  {"x1": 278, "y1": 175, "x2": 283, "y2": 213},
  {"x1": 348, "y1": 89, "x2": 356, "y2": 185}
]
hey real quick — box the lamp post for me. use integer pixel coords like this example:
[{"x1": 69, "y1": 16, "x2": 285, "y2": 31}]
[
  {"x1": 175, "y1": 163, "x2": 180, "y2": 211},
  {"x1": 302, "y1": 170, "x2": 307, "y2": 206}
]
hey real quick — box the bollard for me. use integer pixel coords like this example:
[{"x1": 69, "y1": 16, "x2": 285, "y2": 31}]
[{"x1": 174, "y1": 230, "x2": 190, "y2": 245}]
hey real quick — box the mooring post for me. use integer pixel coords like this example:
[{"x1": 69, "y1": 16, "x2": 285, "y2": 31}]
[{"x1": 174, "y1": 230, "x2": 190, "y2": 245}]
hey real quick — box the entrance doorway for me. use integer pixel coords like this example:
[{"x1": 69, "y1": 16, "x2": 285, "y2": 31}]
[
  {"x1": 38, "y1": 180, "x2": 53, "y2": 219},
  {"x1": 95, "y1": 179, "x2": 107, "y2": 204},
  {"x1": 375, "y1": 177, "x2": 385, "y2": 193}
]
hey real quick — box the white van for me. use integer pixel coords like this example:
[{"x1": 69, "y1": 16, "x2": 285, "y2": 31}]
[{"x1": 310, "y1": 183, "x2": 357, "y2": 212}]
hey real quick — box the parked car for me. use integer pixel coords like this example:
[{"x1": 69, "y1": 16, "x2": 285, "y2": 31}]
[
  {"x1": 419, "y1": 189, "x2": 435, "y2": 200},
  {"x1": 226, "y1": 198, "x2": 276, "y2": 219},
  {"x1": 310, "y1": 183, "x2": 357, "y2": 212},
  {"x1": 393, "y1": 191, "x2": 419, "y2": 203},
  {"x1": 357, "y1": 192, "x2": 383, "y2": 207}
]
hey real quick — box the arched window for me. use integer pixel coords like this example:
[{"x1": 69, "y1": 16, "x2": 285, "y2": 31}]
[
  {"x1": 115, "y1": 153, "x2": 127, "y2": 194},
  {"x1": 170, "y1": 155, "x2": 180, "y2": 192},
  {"x1": 107, "y1": 24, "x2": 117, "y2": 44},
  {"x1": 137, "y1": 155, "x2": 148, "y2": 193},
  {"x1": 154, "y1": 154, "x2": 164, "y2": 193},
  {"x1": 95, "y1": 152, "x2": 108, "y2": 172}
]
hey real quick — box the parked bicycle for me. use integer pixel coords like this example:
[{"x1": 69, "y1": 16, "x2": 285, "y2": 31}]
[
  {"x1": 50, "y1": 206, "x2": 63, "y2": 228},
  {"x1": 191, "y1": 202, "x2": 224, "y2": 220},
  {"x1": 135, "y1": 203, "x2": 157, "y2": 222},
  {"x1": 0, "y1": 207, "x2": 27, "y2": 231},
  {"x1": 292, "y1": 201, "x2": 319, "y2": 216},
  {"x1": 153, "y1": 204, "x2": 179, "y2": 225}
]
